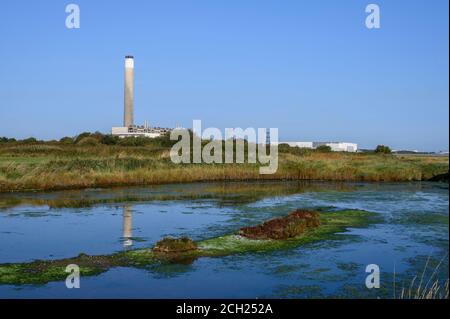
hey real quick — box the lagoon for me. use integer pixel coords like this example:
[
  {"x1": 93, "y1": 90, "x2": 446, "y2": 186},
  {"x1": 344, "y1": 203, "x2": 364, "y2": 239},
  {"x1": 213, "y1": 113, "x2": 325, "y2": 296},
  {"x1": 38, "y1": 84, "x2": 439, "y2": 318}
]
[{"x1": 0, "y1": 181, "x2": 448, "y2": 298}]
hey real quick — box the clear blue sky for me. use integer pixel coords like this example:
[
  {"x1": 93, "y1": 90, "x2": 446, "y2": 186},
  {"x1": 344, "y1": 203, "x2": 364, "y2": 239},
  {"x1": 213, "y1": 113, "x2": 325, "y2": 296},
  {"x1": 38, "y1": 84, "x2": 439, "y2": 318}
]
[{"x1": 0, "y1": 0, "x2": 448, "y2": 151}]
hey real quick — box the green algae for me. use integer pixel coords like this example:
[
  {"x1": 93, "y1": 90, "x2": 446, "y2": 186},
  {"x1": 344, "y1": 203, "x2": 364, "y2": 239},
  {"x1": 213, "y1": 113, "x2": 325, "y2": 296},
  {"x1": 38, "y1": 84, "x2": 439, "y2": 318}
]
[
  {"x1": 272, "y1": 284, "x2": 324, "y2": 298},
  {"x1": 271, "y1": 264, "x2": 310, "y2": 276},
  {"x1": 336, "y1": 262, "x2": 361, "y2": 273},
  {"x1": 0, "y1": 209, "x2": 378, "y2": 285},
  {"x1": 397, "y1": 213, "x2": 449, "y2": 226}
]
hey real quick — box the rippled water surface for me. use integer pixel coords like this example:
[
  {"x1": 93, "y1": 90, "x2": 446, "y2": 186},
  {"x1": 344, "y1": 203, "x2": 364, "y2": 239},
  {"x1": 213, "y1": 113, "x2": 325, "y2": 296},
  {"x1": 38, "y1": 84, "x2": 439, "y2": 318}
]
[{"x1": 0, "y1": 181, "x2": 448, "y2": 298}]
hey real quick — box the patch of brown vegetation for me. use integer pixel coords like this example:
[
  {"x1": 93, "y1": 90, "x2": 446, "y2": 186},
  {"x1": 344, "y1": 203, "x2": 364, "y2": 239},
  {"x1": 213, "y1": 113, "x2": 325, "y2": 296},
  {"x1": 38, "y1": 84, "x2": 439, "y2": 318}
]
[
  {"x1": 152, "y1": 236, "x2": 198, "y2": 253},
  {"x1": 239, "y1": 209, "x2": 321, "y2": 240}
]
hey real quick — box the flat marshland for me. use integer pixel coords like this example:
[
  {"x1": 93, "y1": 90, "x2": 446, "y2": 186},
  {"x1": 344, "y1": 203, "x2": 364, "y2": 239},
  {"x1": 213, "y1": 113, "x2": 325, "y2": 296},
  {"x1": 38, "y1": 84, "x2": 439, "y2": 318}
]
[
  {"x1": 0, "y1": 135, "x2": 448, "y2": 298},
  {"x1": 0, "y1": 135, "x2": 448, "y2": 192}
]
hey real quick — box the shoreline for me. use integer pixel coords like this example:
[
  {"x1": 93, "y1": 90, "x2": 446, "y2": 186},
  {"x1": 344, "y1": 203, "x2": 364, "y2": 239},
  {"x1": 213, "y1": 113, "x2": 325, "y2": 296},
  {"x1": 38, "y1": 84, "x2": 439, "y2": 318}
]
[
  {"x1": 0, "y1": 179, "x2": 447, "y2": 210},
  {"x1": 0, "y1": 174, "x2": 448, "y2": 194}
]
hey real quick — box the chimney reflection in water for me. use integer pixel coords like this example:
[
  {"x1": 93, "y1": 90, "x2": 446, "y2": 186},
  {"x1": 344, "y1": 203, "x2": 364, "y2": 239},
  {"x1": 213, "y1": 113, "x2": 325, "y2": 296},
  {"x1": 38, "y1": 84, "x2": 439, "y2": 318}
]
[{"x1": 122, "y1": 205, "x2": 133, "y2": 248}]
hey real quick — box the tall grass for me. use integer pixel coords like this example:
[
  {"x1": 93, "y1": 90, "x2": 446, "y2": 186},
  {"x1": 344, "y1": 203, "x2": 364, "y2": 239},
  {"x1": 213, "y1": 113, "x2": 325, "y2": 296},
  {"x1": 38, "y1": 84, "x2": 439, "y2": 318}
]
[
  {"x1": 0, "y1": 143, "x2": 448, "y2": 192},
  {"x1": 397, "y1": 254, "x2": 449, "y2": 299}
]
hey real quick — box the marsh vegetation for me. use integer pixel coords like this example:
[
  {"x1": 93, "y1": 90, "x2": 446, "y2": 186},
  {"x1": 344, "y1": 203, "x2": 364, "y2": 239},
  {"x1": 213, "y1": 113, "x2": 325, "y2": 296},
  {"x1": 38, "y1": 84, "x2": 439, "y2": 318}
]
[{"x1": 0, "y1": 133, "x2": 447, "y2": 192}]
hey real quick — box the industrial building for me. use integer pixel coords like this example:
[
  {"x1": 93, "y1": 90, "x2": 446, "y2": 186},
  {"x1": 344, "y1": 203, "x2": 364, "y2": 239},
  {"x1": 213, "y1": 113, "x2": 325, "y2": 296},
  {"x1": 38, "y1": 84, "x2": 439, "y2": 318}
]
[
  {"x1": 276, "y1": 141, "x2": 358, "y2": 152},
  {"x1": 112, "y1": 56, "x2": 356, "y2": 149},
  {"x1": 112, "y1": 56, "x2": 171, "y2": 138},
  {"x1": 312, "y1": 142, "x2": 358, "y2": 152}
]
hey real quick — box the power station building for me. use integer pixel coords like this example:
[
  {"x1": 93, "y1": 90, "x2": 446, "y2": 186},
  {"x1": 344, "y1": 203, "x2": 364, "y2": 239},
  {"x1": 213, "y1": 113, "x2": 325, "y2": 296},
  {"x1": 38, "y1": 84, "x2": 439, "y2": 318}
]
[
  {"x1": 312, "y1": 142, "x2": 358, "y2": 152},
  {"x1": 112, "y1": 56, "x2": 171, "y2": 138},
  {"x1": 112, "y1": 56, "x2": 357, "y2": 150}
]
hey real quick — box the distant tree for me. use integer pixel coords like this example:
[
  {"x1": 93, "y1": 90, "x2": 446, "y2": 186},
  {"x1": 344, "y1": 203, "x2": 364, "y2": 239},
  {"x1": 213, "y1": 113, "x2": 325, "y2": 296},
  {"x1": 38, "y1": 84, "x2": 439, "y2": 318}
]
[
  {"x1": 316, "y1": 145, "x2": 332, "y2": 152},
  {"x1": 74, "y1": 132, "x2": 92, "y2": 144},
  {"x1": 375, "y1": 145, "x2": 391, "y2": 154},
  {"x1": 77, "y1": 136, "x2": 99, "y2": 146},
  {"x1": 59, "y1": 136, "x2": 74, "y2": 144},
  {"x1": 101, "y1": 135, "x2": 119, "y2": 145},
  {"x1": 152, "y1": 131, "x2": 177, "y2": 147},
  {"x1": 278, "y1": 144, "x2": 312, "y2": 156},
  {"x1": 278, "y1": 143, "x2": 292, "y2": 153},
  {"x1": 21, "y1": 137, "x2": 38, "y2": 144},
  {"x1": 118, "y1": 136, "x2": 150, "y2": 146},
  {"x1": 90, "y1": 131, "x2": 105, "y2": 141},
  {"x1": 0, "y1": 137, "x2": 16, "y2": 144}
]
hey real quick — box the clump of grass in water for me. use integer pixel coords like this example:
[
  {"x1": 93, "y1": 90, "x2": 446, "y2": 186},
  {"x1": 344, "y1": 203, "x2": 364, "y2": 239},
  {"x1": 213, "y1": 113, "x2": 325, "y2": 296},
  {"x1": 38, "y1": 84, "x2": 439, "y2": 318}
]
[
  {"x1": 239, "y1": 209, "x2": 320, "y2": 240},
  {"x1": 153, "y1": 237, "x2": 197, "y2": 253}
]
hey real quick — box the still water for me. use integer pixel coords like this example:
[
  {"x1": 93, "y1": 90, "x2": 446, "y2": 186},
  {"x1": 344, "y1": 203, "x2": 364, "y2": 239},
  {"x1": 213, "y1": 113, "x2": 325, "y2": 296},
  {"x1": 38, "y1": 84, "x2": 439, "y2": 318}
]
[{"x1": 0, "y1": 181, "x2": 448, "y2": 298}]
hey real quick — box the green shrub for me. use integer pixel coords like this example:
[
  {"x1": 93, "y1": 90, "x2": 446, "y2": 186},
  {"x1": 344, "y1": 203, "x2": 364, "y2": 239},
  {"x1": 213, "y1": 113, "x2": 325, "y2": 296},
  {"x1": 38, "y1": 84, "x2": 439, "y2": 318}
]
[
  {"x1": 0, "y1": 137, "x2": 16, "y2": 144},
  {"x1": 316, "y1": 145, "x2": 332, "y2": 152},
  {"x1": 101, "y1": 135, "x2": 119, "y2": 145},
  {"x1": 77, "y1": 136, "x2": 100, "y2": 146},
  {"x1": 59, "y1": 136, "x2": 74, "y2": 144},
  {"x1": 74, "y1": 132, "x2": 92, "y2": 144},
  {"x1": 90, "y1": 131, "x2": 105, "y2": 141},
  {"x1": 21, "y1": 137, "x2": 38, "y2": 144},
  {"x1": 153, "y1": 237, "x2": 198, "y2": 253},
  {"x1": 278, "y1": 144, "x2": 312, "y2": 156},
  {"x1": 118, "y1": 136, "x2": 151, "y2": 146},
  {"x1": 375, "y1": 145, "x2": 392, "y2": 154},
  {"x1": 151, "y1": 132, "x2": 177, "y2": 147}
]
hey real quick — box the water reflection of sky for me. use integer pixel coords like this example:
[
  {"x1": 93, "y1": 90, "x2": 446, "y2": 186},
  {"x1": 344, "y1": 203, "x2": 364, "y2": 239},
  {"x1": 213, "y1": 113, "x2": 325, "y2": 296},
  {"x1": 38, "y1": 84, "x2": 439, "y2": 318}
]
[{"x1": 0, "y1": 181, "x2": 448, "y2": 298}]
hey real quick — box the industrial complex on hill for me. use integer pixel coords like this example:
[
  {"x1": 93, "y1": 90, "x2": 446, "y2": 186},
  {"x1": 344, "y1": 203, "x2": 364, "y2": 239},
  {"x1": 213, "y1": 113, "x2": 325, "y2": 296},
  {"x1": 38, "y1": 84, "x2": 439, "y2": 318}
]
[
  {"x1": 111, "y1": 56, "x2": 171, "y2": 138},
  {"x1": 112, "y1": 56, "x2": 358, "y2": 152}
]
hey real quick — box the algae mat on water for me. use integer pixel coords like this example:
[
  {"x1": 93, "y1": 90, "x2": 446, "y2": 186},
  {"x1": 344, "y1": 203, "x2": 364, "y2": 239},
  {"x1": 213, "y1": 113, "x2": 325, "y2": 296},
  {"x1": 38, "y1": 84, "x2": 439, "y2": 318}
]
[{"x1": 0, "y1": 209, "x2": 379, "y2": 285}]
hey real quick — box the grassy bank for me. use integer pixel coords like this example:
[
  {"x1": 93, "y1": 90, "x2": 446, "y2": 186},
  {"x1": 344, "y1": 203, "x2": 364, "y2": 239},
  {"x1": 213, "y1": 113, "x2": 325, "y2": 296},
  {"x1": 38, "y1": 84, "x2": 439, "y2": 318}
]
[
  {"x1": 0, "y1": 138, "x2": 448, "y2": 192},
  {"x1": 0, "y1": 209, "x2": 378, "y2": 285}
]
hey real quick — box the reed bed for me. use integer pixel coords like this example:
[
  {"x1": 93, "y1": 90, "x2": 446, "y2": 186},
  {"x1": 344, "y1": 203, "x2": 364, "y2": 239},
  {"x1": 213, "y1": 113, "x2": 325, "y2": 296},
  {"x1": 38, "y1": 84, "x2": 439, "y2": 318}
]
[
  {"x1": 397, "y1": 254, "x2": 449, "y2": 299},
  {"x1": 0, "y1": 143, "x2": 447, "y2": 192}
]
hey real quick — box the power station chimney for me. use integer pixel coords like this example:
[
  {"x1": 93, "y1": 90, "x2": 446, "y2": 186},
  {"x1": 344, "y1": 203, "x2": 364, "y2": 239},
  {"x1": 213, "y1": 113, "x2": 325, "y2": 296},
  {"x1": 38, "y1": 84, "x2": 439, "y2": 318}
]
[{"x1": 124, "y1": 55, "x2": 134, "y2": 127}]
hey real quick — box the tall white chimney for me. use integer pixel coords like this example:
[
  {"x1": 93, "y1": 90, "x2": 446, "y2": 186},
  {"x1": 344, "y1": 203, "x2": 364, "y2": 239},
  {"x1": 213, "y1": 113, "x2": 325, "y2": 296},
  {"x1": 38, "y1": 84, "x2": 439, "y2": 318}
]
[{"x1": 124, "y1": 55, "x2": 134, "y2": 127}]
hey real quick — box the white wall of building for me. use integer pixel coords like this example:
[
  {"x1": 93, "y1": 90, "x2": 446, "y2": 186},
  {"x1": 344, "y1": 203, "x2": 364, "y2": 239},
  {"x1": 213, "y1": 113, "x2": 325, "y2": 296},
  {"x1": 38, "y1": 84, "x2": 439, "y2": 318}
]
[
  {"x1": 112, "y1": 127, "x2": 129, "y2": 135},
  {"x1": 276, "y1": 141, "x2": 358, "y2": 152},
  {"x1": 112, "y1": 126, "x2": 163, "y2": 138},
  {"x1": 325, "y1": 142, "x2": 358, "y2": 152},
  {"x1": 280, "y1": 142, "x2": 314, "y2": 148}
]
